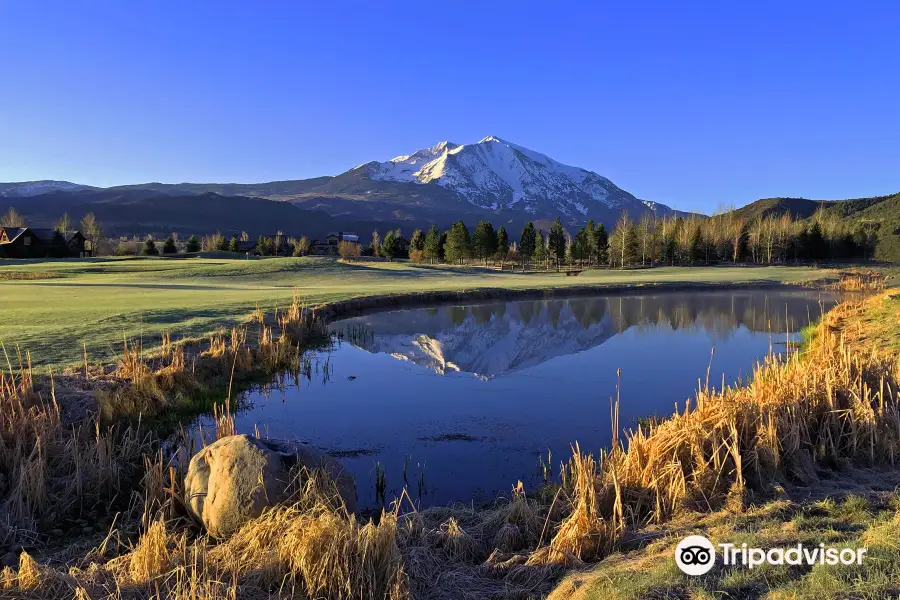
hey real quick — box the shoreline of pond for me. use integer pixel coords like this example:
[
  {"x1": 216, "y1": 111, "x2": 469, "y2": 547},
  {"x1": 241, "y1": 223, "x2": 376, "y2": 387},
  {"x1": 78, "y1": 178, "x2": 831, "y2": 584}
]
[{"x1": 311, "y1": 279, "x2": 831, "y2": 323}]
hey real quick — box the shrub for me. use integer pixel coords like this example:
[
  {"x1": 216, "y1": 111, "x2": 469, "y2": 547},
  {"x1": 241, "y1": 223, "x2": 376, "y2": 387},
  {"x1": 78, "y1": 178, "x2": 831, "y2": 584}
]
[
  {"x1": 142, "y1": 237, "x2": 159, "y2": 256},
  {"x1": 115, "y1": 241, "x2": 137, "y2": 256}
]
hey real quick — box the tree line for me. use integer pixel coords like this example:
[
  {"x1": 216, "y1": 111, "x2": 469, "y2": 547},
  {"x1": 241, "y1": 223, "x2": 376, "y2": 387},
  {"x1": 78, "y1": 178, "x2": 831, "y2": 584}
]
[
  {"x1": 2, "y1": 205, "x2": 877, "y2": 265},
  {"x1": 401, "y1": 209, "x2": 875, "y2": 270}
]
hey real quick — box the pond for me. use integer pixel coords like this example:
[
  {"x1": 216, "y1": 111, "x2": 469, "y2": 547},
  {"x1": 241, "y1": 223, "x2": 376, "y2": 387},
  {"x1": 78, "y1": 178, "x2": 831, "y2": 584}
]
[{"x1": 193, "y1": 289, "x2": 841, "y2": 511}]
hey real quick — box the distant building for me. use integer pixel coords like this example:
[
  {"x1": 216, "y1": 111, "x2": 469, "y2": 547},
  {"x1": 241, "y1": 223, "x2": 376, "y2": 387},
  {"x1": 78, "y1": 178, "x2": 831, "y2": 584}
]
[
  {"x1": 0, "y1": 227, "x2": 91, "y2": 258},
  {"x1": 236, "y1": 240, "x2": 257, "y2": 254},
  {"x1": 312, "y1": 231, "x2": 359, "y2": 256}
]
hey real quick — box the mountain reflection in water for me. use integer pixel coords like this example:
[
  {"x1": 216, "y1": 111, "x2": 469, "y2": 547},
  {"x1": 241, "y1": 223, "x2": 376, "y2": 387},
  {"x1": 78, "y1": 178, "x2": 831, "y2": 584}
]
[
  {"x1": 212, "y1": 289, "x2": 842, "y2": 509},
  {"x1": 332, "y1": 291, "x2": 830, "y2": 378}
]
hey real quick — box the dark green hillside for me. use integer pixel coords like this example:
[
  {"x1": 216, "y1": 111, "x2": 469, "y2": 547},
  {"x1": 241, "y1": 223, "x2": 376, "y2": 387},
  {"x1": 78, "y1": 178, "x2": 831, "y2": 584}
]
[
  {"x1": 734, "y1": 192, "x2": 900, "y2": 223},
  {"x1": 730, "y1": 192, "x2": 900, "y2": 262},
  {"x1": 732, "y1": 197, "x2": 831, "y2": 221},
  {"x1": 0, "y1": 191, "x2": 418, "y2": 240}
]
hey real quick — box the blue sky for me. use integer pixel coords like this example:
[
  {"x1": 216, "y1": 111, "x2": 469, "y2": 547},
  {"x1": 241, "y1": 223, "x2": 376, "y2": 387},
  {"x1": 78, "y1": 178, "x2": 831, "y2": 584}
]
[{"x1": 1, "y1": 1, "x2": 898, "y2": 214}]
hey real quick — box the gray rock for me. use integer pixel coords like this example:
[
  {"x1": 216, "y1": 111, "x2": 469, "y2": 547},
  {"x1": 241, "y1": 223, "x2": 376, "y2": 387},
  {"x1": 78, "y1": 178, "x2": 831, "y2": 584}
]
[
  {"x1": 184, "y1": 434, "x2": 357, "y2": 539},
  {"x1": 50, "y1": 529, "x2": 64, "y2": 537}
]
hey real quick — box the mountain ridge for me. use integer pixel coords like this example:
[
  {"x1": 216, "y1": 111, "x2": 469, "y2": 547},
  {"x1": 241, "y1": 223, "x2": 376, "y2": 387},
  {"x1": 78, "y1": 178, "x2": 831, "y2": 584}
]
[{"x1": 0, "y1": 137, "x2": 689, "y2": 228}]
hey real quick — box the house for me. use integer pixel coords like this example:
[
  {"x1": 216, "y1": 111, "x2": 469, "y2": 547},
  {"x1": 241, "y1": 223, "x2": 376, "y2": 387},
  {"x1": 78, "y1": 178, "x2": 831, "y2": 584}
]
[
  {"x1": 236, "y1": 240, "x2": 257, "y2": 254},
  {"x1": 0, "y1": 227, "x2": 92, "y2": 258},
  {"x1": 310, "y1": 238, "x2": 337, "y2": 256},
  {"x1": 312, "y1": 232, "x2": 359, "y2": 256}
]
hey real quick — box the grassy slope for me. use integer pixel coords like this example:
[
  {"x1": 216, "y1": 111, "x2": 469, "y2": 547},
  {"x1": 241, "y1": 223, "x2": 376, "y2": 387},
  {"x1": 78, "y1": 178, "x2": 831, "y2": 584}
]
[
  {"x1": 550, "y1": 488, "x2": 900, "y2": 600},
  {"x1": 0, "y1": 256, "x2": 825, "y2": 370},
  {"x1": 550, "y1": 292, "x2": 900, "y2": 600}
]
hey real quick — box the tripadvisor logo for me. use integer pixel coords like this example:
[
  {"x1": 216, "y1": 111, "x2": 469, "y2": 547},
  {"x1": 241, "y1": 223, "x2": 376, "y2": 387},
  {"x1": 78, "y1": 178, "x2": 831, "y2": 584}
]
[
  {"x1": 675, "y1": 535, "x2": 868, "y2": 576},
  {"x1": 675, "y1": 535, "x2": 716, "y2": 576}
]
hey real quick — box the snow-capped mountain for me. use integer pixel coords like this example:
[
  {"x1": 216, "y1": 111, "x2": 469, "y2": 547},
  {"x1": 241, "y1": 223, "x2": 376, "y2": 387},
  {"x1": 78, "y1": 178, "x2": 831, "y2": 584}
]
[
  {"x1": 0, "y1": 137, "x2": 692, "y2": 229},
  {"x1": 0, "y1": 181, "x2": 93, "y2": 198},
  {"x1": 352, "y1": 136, "x2": 677, "y2": 221}
]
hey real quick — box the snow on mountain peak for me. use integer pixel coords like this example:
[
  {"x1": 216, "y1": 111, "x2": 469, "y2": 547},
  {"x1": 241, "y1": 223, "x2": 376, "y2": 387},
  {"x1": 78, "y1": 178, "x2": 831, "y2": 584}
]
[
  {"x1": 0, "y1": 180, "x2": 91, "y2": 198},
  {"x1": 477, "y1": 135, "x2": 503, "y2": 144},
  {"x1": 362, "y1": 136, "x2": 639, "y2": 216}
]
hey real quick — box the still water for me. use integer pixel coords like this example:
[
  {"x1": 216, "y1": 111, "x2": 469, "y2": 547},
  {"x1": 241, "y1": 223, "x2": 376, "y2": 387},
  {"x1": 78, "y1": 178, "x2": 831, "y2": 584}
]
[{"x1": 194, "y1": 289, "x2": 840, "y2": 510}]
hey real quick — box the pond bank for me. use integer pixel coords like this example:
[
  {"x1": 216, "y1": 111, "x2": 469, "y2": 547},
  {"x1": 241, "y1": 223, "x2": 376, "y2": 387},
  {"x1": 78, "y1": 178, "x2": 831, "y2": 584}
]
[{"x1": 312, "y1": 279, "x2": 821, "y2": 321}]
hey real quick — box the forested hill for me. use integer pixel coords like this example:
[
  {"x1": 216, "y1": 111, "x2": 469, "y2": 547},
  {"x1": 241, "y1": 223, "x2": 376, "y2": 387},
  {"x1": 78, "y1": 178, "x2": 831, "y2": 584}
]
[
  {"x1": 732, "y1": 192, "x2": 900, "y2": 261},
  {"x1": 734, "y1": 193, "x2": 900, "y2": 221}
]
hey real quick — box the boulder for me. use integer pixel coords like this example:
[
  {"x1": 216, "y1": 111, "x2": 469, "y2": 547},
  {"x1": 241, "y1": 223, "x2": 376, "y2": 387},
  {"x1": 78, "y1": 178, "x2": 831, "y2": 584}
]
[{"x1": 184, "y1": 434, "x2": 357, "y2": 538}]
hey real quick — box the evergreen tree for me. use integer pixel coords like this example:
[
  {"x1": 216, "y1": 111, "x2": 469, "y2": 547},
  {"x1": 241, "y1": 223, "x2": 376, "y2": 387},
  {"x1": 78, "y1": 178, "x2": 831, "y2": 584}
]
[
  {"x1": 228, "y1": 236, "x2": 239, "y2": 253},
  {"x1": 423, "y1": 225, "x2": 441, "y2": 263},
  {"x1": 496, "y1": 225, "x2": 509, "y2": 263},
  {"x1": 519, "y1": 221, "x2": 536, "y2": 269},
  {"x1": 584, "y1": 219, "x2": 597, "y2": 264},
  {"x1": 689, "y1": 224, "x2": 703, "y2": 262},
  {"x1": 142, "y1": 236, "x2": 159, "y2": 256},
  {"x1": 533, "y1": 230, "x2": 548, "y2": 268},
  {"x1": 444, "y1": 221, "x2": 472, "y2": 264},
  {"x1": 185, "y1": 235, "x2": 201, "y2": 253},
  {"x1": 548, "y1": 217, "x2": 566, "y2": 271},
  {"x1": 163, "y1": 236, "x2": 178, "y2": 254},
  {"x1": 438, "y1": 231, "x2": 448, "y2": 261},
  {"x1": 410, "y1": 229, "x2": 425, "y2": 252},
  {"x1": 573, "y1": 229, "x2": 589, "y2": 265},
  {"x1": 593, "y1": 223, "x2": 609, "y2": 265},
  {"x1": 806, "y1": 221, "x2": 826, "y2": 260},
  {"x1": 381, "y1": 229, "x2": 398, "y2": 261},
  {"x1": 472, "y1": 220, "x2": 497, "y2": 265}
]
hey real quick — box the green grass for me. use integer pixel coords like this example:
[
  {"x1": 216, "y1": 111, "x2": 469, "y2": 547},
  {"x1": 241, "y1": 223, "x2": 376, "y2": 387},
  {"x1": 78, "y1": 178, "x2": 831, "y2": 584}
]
[
  {"x1": 0, "y1": 256, "x2": 826, "y2": 370},
  {"x1": 552, "y1": 492, "x2": 900, "y2": 600}
]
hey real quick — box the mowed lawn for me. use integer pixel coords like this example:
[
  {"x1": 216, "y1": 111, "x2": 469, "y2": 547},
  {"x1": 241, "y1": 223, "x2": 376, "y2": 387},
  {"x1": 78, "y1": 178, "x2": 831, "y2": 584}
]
[{"x1": 0, "y1": 256, "x2": 826, "y2": 370}]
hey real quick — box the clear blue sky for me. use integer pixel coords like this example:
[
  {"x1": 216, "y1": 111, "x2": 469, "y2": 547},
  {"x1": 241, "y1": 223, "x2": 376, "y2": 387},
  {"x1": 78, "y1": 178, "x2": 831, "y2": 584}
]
[{"x1": 1, "y1": 1, "x2": 898, "y2": 214}]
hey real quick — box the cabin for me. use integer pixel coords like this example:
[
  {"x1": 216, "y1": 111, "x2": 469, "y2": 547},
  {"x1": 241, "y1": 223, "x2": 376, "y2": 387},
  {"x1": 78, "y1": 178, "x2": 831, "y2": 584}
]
[{"x1": 0, "y1": 227, "x2": 91, "y2": 258}]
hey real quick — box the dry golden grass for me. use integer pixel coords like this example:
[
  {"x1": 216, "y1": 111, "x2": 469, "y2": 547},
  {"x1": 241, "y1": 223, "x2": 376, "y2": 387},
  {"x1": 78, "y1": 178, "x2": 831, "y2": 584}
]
[
  {"x1": 1, "y1": 291, "x2": 899, "y2": 599},
  {"x1": 0, "y1": 346, "x2": 149, "y2": 537},
  {"x1": 829, "y1": 270, "x2": 886, "y2": 292}
]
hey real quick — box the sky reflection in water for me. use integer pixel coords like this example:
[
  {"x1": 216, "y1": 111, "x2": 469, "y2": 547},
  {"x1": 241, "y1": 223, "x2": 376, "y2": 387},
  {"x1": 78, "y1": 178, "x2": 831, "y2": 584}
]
[{"x1": 196, "y1": 290, "x2": 839, "y2": 510}]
